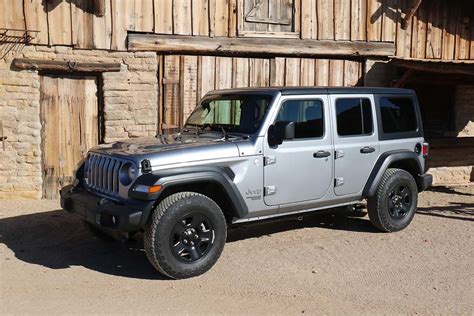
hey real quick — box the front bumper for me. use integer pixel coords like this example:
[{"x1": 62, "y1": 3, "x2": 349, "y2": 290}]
[
  {"x1": 418, "y1": 173, "x2": 433, "y2": 192},
  {"x1": 60, "y1": 185, "x2": 155, "y2": 232}
]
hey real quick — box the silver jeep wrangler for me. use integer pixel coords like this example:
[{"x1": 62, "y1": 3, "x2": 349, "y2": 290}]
[{"x1": 61, "y1": 87, "x2": 432, "y2": 279}]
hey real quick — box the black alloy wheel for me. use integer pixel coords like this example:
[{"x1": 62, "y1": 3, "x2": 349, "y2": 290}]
[
  {"x1": 387, "y1": 184, "x2": 412, "y2": 220},
  {"x1": 170, "y1": 213, "x2": 215, "y2": 262}
]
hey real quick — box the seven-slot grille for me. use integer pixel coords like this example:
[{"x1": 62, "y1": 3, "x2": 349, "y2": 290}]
[{"x1": 85, "y1": 153, "x2": 124, "y2": 197}]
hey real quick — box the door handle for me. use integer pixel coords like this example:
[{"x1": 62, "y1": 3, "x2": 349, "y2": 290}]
[
  {"x1": 313, "y1": 150, "x2": 331, "y2": 158},
  {"x1": 360, "y1": 146, "x2": 376, "y2": 154}
]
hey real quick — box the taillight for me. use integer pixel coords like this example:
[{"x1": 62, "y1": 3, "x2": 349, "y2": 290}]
[{"x1": 422, "y1": 142, "x2": 429, "y2": 157}]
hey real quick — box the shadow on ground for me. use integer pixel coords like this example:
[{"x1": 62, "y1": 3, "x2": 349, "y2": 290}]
[{"x1": 0, "y1": 207, "x2": 376, "y2": 279}]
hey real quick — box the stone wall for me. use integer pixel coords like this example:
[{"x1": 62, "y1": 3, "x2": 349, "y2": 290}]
[{"x1": 0, "y1": 45, "x2": 158, "y2": 199}]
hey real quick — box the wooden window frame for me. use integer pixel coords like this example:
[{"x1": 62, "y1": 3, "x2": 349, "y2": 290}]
[{"x1": 237, "y1": 0, "x2": 300, "y2": 39}]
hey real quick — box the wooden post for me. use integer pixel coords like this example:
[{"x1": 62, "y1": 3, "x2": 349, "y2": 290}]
[
  {"x1": 13, "y1": 58, "x2": 121, "y2": 72},
  {"x1": 401, "y1": 0, "x2": 423, "y2": 30}
]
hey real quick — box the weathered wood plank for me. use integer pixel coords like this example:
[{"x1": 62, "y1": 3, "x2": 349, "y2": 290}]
[
  {"x1": 215, "y1": 57, "x2": 233, "y2": 89},
  {"x1": 233, "y1": 57, "x2": 250, "y2": 87},
  {"x1": 181, "y1": 56, "x2": 198, "y2": 121},
  {"x1": 134, "y1": 0, "x2": 154, "y2": 32},
  {"x1": 300, "y1": 58, "x2": 315, "y2": 86},
  {"x1": 13, "y1": 58, "x2": 121, "y2": 72},
  {"x1": 284, "y1": 58, "x2": 300, "y2": 86},
  {"x1": 154, "y1": 0, "x2": 173, "y2": 34},
  {"x1": 411, "y1": 2, "x2": 427, "y2": 59},
  {"x1": 396, "y1": 0, "x2": 413, "y2": 58},
  {"x1": 163, "y1": 55, "x2": 181, "y2": 127},
  {"x1": 367, "y1": 0, "x2": 382, "y2": 42},
  {"x1": 317, "y1": 0, "x2": 334, "y2": 40},
  {"x1": 329, "y1": 59, "x2": 344, "y2": 86},
  {"x1": 211, "y1": 0, "x2": 229, "y2": 36},
  {"x1": 334, "y1": 0, "x2": 350, "y2": 40},
  {"x1": 344, "y1": 60, "x2": 361, "y2": 86},
  {"x1": 351, "y1": 0, "x2": 366, "y2": 41},
  {"x1": 228, "y1": 0, "x2": 238, "y2": 37},
  {"x1": 23, "y1": 0, "x2": 49, "y2": 45},
  {"x1": 315, "y1": 59, "x2": 330, "y2": 86},
  {"x1": 249, "y1": 58, "x2": 270, "y2": 86},
  {"x1": 192, "y1": 0, "x2": 210, "y2": 36},
  {"x1": 382, "y1": 0, "x2": 397, "y2": 42},
  {"x1": 128, "y1": 34, "x2": 396, "y2": 57},
  {"x1": 425, "y1": 0, "x2": 442, "y2": 59},
  {"x1": 301, "y1": 0, "x2": 317, "y2": 39},
  {"x1": 47, "y1": 0, "x2": 72, "y2": 45},
  {"x1": 441, "y1": 2, "x2": 457, "y2": 60},
  {"x1": 92, "y1": 0, "x2": 112, "y2": 49},
  {"x1": 199, "y1": 56, "x2": 216, "y2": 96},
  {"x1": 173, "y1": 0, "x2": 192, "y2": 35},
  {"x1": 0, "y1": 0, "x2": 25, "y2": 29},
  {"x1": 270, "y1": 57, "x2": 286, "y2": 86},
  {"x1": 71, "y1": 0, "x2": 94, "y2": 48}
]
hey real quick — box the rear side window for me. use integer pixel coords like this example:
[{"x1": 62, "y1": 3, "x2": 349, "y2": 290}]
[
  {"x1": 276, "y1": 99, "x2": 324, "y2": 139},
  {"x1": 336, "y1": 98, "x2": 373, "y2": 136},
  {"x1": 380, "y1": 98, "x2": 417, "y2": 133}
]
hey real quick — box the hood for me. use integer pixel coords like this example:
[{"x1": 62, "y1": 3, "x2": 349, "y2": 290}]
[{"x1": 89, "y1": 133, "x2": 242, "y2": 167}]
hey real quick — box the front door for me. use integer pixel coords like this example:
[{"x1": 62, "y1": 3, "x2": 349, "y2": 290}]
[
  {"x1": 40, "y1": 75, "x2": 99, "y2": 199},
  {"x1": 330, "y1": 94, "x2": 380, "y2": 196},
  {"x1": 263, "y1": 96, "x2": 333, "y2": 206}
]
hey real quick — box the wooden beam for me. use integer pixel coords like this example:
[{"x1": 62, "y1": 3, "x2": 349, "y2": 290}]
[
  {"x1": 12, "y1": 58, "x2": 121, "y2": 72},
  {"x1": 127, "y1": 34, "x2": 395, "y2": 58},
  {"x1": 391, "y1": 59, "x2": 474, "y2": 76},
  {"x1": 401, "y1": 0, "x2": 423, "y2": 30}
]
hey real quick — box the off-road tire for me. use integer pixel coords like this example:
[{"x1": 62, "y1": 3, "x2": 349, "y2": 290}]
[
  {"x1": 368, "y1": 168, "x2": 418, "y2": 232},
  {"x1": 144, "y1": 192, "x2": 227, "y2": 279}
]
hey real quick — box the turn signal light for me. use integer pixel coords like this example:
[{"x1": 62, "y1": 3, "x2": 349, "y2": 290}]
[
  {"x1": 148, "y1": 185, "x2": 162, "y2": 193},
  {"x1": 422, "y1": 142, "x2": 429, "y2": 157}
]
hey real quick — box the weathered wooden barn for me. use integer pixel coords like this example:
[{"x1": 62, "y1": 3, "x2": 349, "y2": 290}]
[{"x1": 0, "y1": 0, "x2": 473, "y2": 199}]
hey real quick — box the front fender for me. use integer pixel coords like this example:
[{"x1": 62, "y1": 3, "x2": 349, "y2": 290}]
[{"x1": 129, "y1": 166, "x2": 248, "y2": 223}]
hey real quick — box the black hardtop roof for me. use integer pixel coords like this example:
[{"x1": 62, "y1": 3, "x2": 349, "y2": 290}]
[{"x1": 207, "y1": 86, "x2": 415, "y2": 96}]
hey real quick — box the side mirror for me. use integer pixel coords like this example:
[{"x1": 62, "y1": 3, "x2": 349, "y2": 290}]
[{"x1": 268, "y1": 121, "x2": 295, "y2": 146}]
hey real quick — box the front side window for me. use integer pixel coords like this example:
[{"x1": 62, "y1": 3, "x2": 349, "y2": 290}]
[
  {"x1": 186, "y1": 94, "x2": 273, "y2": 134},
  {"x1": 336, "y1": 98, "x2": 373, "y2": 136},
  {"x1": 275, "y1": 99, "x2": 324, "y2": 139},
  {"x1": 380, "y1": 97, "x2": 417, "y2": 133}
]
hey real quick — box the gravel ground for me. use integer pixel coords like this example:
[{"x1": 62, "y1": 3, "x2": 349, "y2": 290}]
[{"x1": 0, "y1": 186, "x2": 473, "y2": 315}]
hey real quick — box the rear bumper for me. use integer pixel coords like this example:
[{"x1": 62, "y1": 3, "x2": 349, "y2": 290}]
[
  {"x1": 418, "y1": 173, "x2": 433, "y2": 192},
  {"x1": 60, "y1": 185, "x2": 154, "y2": 232}
]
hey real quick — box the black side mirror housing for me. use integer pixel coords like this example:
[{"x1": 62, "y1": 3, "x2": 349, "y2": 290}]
[{"x1": 268, "y1": 121, "x2": 295, "y2": 146}]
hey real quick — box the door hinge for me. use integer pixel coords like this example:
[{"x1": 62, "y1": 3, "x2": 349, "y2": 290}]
[
  {"x1": 334, "y1": 178, "x2": 344, "y2": 187},
  {"x1": 264, "y1": 156, "x2": 276, "y2": 166},
  {"x1": 335, "y1": 150, "x2": 344, "y2": 159},
  {"x1": 264, "y1": 185, "x2": 277, "y2": 196}
]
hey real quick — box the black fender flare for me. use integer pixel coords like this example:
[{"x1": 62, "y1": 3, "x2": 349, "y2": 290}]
[
  {"x1": 130, "y1": 166, "x2": 248, "y2": 224},
  {"x1": 363, "y1": 150, "x2": 423, "y2": 198}
]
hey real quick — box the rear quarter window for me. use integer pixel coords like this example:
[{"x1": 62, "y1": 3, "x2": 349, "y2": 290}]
[{"x1": 380, "y1": 97, "x2": 418, "y2": 133}]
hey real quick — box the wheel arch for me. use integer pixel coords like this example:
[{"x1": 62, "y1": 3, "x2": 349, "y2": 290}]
[
  {"x1": 131, "y1": 166, "x2": 248, "y2": 225},
  {"x1": 363, "y1": 150, "x2": 423, "y2": 198}
]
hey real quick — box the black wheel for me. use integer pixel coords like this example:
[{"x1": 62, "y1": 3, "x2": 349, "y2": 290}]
[
  {"x1": 144, "y1": 192, "x2": 227, "y2": 279},
  {"x1": 367, "y1": 168, "x2": 418, "y2": 232}
]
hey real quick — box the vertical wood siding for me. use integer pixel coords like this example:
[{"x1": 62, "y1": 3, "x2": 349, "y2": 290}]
[
  {"x1": 1, "y1": 1, "x2": 473, "y2": 59},
  {"x1": 159, "y1": 54, "x2": 362, "y2": 130}
]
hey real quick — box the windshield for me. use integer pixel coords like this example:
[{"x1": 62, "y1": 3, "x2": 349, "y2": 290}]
[{"x1": 185, "y1": 94, "x2": 273, "y2": 134}]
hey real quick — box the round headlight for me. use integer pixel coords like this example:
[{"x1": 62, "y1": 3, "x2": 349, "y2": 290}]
[{"x1": 119, "y1": 162, "x2": 137, "y2": 185}]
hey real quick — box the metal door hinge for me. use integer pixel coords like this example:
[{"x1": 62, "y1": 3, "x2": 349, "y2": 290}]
[
  {"x1": 264, "y1": 185, "x2": 277, "y2": 196},
  {"x1": 335, "y1": 150, "x2": 344, "y2": 159},
  {"x1": 335, "y1": 178, "x2": 344, "y2": 187},
  {"x1": 264, "y1": 156, "x2": 276, "y2": 166}
]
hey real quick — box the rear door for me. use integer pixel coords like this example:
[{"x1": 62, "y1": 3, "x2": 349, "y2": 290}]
[
  {"x1": 330, "y1": 94, "x2": 379, "y2": 196},
  {"x1": 263, "y1": 95, "x2": 333, "y2": 206}
]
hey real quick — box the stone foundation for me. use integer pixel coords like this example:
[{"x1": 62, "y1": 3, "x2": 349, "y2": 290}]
[{"x1": 0, "y1": 45, "x2": 158, "y2": 199}]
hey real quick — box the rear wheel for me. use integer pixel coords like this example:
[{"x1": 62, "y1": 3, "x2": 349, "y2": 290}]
[
  {"x1": 144, "y1": 192, "x2": 227, "y2": 279},
  {"x1": 368, "y1": 168, "x2": 418, "y2": 232}
]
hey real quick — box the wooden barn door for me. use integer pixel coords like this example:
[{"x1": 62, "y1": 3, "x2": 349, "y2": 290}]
[{"x1": 40, "y1": 75, "x2": 99, "y2": 199}]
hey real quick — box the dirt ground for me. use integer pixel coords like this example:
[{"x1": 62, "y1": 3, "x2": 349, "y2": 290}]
[{"x1": 1, "y1": 186, "x2": 473, "y2": 315}]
